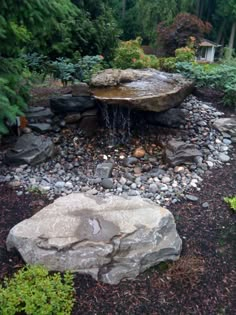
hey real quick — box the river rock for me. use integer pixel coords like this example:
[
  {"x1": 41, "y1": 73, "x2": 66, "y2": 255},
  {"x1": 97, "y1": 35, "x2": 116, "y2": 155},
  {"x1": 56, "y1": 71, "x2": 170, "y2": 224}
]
[
  {"x1": 164, "y1": 140, "x2": 202, "y2": 167},
  {"x1": 95, "y1": 162, "x2": 113, "y2": 179},
  {"x1": 72, "y1": 83, "x2": 92, "y2": 97},
  {"x1": 91, "y1": 69, "x2": 193, "y2": 112},
  {"x1": 5, "y1": 134, "x2": 55, "y2": 166},
  {"x1": 50, "y1": 95, "x2": 95, "y2": 114},
  {"x1": 6, "y1": 193, "x2": 182, "y2": 285}
]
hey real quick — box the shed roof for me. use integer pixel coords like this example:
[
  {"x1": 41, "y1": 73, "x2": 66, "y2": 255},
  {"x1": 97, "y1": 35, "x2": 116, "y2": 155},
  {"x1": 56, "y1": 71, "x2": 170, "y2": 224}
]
[{"x1": 199, "y1": 39, "x2": 221, "y2": 47}]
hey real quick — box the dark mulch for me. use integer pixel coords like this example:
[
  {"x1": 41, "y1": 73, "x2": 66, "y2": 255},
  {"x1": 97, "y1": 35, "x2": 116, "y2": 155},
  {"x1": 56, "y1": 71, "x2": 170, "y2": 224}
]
[{"x1": 0, "y1": 149, "x2": 235, "y2": 315}]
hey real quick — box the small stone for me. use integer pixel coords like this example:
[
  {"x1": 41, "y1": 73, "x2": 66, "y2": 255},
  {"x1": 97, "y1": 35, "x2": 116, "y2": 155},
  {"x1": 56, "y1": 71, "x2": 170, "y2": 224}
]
[
  {"x1": 65, "y1": 182, "x2": 73, "y2": 189},
  {"x1": 162, "y1": 176, "x2": 171, "y2": 184},
  {"x1": 223, "y1": 138, "x2": 231, "y2": 145},
  {"x1": 202, "y1": 202, "x2": 209, "y2": 208},
  {"x1": 101, "y1": 178, "x2": 114, "y2": 189},
  {"x1": 131, "y1": 183, "x2": 137, "y2": 189},
  {"x1": 55, "y1": 181, "x2": 65, "y2": 189},
  {"x1": 119, "y1": 177, "x2": 127, "y2": 185},
  {"x1": 123, "y1": 157, "x2": 138, "y2": 167},
  {"x1": 174, "y1": 166, "x2": 185, "y2": 173},
  {"x1": 95, "y1": 163, "x2": 113, "y2": 179},
  {"x1": 206, "y1": 161, "x2": 214, "y2": 168},
  {"x1": 186, "y1": 194, "x2": 199, "y2": 202},
  {"x1": 134, "y1": 167, "x2": 142, "y2": 175},
  {"x1": 133, "y1": 147, "x2": 146, "y2": 158},
  {"x1": 218, "y1": 153, "x2": 230, "y2": 163},
  {"x1": 149, "y1": 183, "x2": 158, "y2": 193}
]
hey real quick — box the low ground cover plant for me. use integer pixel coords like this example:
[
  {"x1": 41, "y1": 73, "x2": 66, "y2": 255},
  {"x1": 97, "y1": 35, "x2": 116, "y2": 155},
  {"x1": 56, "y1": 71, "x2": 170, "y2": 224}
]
[
  {"x1": 224, "y1": 196, "x2": 236, "y2": 212},
  {"x1": 0, "y1": 265, "x2": 75, "y2": 315}
]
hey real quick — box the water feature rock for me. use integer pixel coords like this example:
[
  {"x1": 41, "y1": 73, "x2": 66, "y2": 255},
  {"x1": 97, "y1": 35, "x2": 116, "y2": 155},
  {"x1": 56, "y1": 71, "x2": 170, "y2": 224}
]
[
  {"x1": 164, "y1": 140, "x2": 202, "y2": 167},
  {"x1": 6, "y1": 193, "x2": 182, "y2": 284},
  {"x1": 50, "y1": 95, "x2": 95, "y2": 114},
  {"x1": 5, "y1": 134, "x2": 55, "y2": 166},
  {"x1": 145, "y1": 108, "x2": 186, "y2": 128},
  {"x1": 91, "y1": 69, "x2": 193, "y2": 112},
  {"x1": 26, "y1": 107, "x2": 53, "y2": 119}
]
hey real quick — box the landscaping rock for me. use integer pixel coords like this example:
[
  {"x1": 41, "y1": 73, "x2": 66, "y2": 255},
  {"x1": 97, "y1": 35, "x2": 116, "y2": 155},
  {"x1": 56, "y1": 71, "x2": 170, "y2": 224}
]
[
  {"x1": 64, "y1": 113, "x2": 81, "y2": 124},
  {"x1": 95, "y1": 163, "x2": 114, "y2": 179},
  {"x1": 101, "y1": 178, "x2": 114, "y2": 189},
  {"x1": 26, "y1": 107, "x2": 53, "y2": 119},
  {"x1": 164, "y1": 140, "x2": 202, "y2": 167},
  {"x1": 6, "y1": 193, "x2": 182, "y2": 284},
  {"x1": 91, "y1": 69, "x2": 193, "y2": 112},
  {"x1": 145, "y1": 108, "x2": 186, "y2": 128},
  {"x1": 50, "y1": 95, "x2": 95, "y2": 114},
  {"x1": 28, "y1": 123, "x2": 52, "y2": 133},
  {"x1": 213, "y1": 117, "x2": 236, "y2": 137},
  {"x1": 5, "y1": 134, "x2": 54, "y2": 166}
]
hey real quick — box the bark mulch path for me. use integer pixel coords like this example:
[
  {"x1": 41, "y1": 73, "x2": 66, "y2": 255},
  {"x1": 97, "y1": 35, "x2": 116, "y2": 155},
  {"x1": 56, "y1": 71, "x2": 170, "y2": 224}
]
[{"x1": 0, "y1": 148, "x2": 235, "y2": 315}]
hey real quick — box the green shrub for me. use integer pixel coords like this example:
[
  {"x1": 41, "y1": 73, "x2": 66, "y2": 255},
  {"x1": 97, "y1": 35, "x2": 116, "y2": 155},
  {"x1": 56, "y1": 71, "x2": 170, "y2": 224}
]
[
  {"x1": 176, "y1": 61, "x2": 236, "y2": 107},
  {"x1": 75, "y1": 55, "x2": 105, "y2": 83},
  {"x1": 51, "y1": 55, "x2": 104, "y2": 86},
  {"x1": 158, "y1": 57, "x2": 177, "y2": 72},
  {"x1": 0, "y1": 265, "x2": 75, "y2": 315},
  {"x1": 113, "y1": 37, "x2": 159, "y2": 70},
  {"x1": 175, "y1": 47, "x2": 195, "y2": 62},
  {"x1": 224, "y1": 196, "x2": 236, "y2": 212}
]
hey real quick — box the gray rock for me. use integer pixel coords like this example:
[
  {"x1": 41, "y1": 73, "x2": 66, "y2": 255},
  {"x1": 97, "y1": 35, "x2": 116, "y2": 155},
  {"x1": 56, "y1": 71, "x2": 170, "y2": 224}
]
[
  {"x1": 164, "y1": 140, "x2": 202, "y2": 167},
  {"x1": 55, "y1": 181, "x2": 65, "y2": 189},
  {"x1": 71, "y1": 83, "x2": 92, "y2": 97},
  {"x1": 202, "y1": 202, "x2": 209, "y2": 208},
  {"x1": 95, "y1": 163, "x2": 113, "y2": 179},
  {"x1": 50, "y1": 95, "x2": 95, "y2": 114},
  {"x1": 213, "y1": 117, "x2": 236, "y2": 137},
  {"x1": 145, "y1": 108, "x2": 186, "y2": 128},
  {"x1": 123, "y1": 157, "x2": 138, "y2": 167},
  {"x1": 6, "y1": 193, "x2": 182, "y2": 284},
  {"x1": 26, "y1": 108, "x2": 53, "y2": 119},
  {"x1": 64, "y1": 113, "x2": 81, "y2": 124},
  {"x1": 5, "y1": 134, "x2": 55, "y2": 166},
  {"x1": 101, "y1": 178, "x2": 114, "y2": 189},
  {"x1": 218, "y1": 153, "x2": 230, "y2": 163},
  {"x1": 149, "y1": 183, "x2": 158, "y2": 193},
  {"x1": 91, "y1": 69, "x2": 193, "y2": 112},
  {"x1": 28, "y1": 123, "x2": 52, "y2": 133},
  {"x1": 186, "y1": 194, "x2": 199, "y2": 202}
]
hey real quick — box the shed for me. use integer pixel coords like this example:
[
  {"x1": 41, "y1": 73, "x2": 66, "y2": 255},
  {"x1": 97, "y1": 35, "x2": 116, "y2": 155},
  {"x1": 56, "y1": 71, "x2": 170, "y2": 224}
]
[{"x1": 197, "y1": 39, "x2": 221, "y2": 63}]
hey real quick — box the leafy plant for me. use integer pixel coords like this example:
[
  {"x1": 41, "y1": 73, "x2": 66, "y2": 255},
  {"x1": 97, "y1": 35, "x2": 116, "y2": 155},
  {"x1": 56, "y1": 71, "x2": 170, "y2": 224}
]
[
  {"x1": 176, "y1": 61, "x2": 236, "y2": 106},
  {"x1": 75, "y1": 55, "x2": 105, "y2": 83},
  {"x1": 113, "y1": 37, "x2": 159, "y2": 69},
  {"x1": 175, "y1": 47, "x2": 195, "y2": 62},
  {"x1": 158, "y1": 57, "x2": 177, "y2": 72},
  {"x1": 224, "y1": 196, "x2": 236, "y2": 212},
  {"x1": 51, "y1": 57, "x2": 76, "y2": 86},
  {"x1": 0, "y1": 265, "x2": 75, "y2": 315}
]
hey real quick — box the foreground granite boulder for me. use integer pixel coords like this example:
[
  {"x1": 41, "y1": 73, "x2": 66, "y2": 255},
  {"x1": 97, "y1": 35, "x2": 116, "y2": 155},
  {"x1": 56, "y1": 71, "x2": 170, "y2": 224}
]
[
  {"x1": 164, "y1": 140, "x2": 202, "y2": 167},
  {"x1": 6, "y1": 193, "x2": 182, "y2": 285},
  {"x1": 5, "y1": 134, "x2": 54, "y2": 166},
  {"x1": 91, "y1": 69, "x2": 193, "y2": 112}
]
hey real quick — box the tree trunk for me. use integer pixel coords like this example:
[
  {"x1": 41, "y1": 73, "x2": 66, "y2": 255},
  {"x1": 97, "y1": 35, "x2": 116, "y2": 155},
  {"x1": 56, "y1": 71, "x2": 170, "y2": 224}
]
[
  {"x1": 217, "y1": 20, "x2": 226, "y2": 44},
  {"x1": 122, "y1": 0, "x2": 126, "y2": 19},
  {"x1": 229, "y1": 22, "x2": 236, "y2": 49}
]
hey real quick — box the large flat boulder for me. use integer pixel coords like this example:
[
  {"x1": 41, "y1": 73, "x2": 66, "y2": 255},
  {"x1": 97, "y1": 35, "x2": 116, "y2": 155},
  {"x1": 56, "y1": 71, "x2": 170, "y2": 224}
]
[
  {"x1": 91, "y1": 69, "x2": 193, "y2": 112},
  {"x1": 6, "y1": 193, "x2": 182, "y2": 285},
  {"x1": 5, "y1": 134, "x2": 55, "y2": 166}
]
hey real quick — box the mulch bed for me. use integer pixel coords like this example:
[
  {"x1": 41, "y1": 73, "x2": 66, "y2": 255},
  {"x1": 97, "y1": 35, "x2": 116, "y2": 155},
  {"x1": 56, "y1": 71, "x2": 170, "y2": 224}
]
[
  {"x1": 0, "y1": 149, "x2": 235, "y2": 314},
  {"x1": 0, "y1": 89, "x2": 235, "y2": 314}
]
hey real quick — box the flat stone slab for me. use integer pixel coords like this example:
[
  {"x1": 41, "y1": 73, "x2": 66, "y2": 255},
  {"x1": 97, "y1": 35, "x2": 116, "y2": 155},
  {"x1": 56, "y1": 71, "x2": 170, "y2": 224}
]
[
  {"x1": 5, "y1": 134, "x2": 55, "y2": 166},
  {"x1": 91, "y1": 69, "x2": 193, "y2": 112},
  {"x1": 6, "y1": 193, "x2": 182, "y2": 284}
]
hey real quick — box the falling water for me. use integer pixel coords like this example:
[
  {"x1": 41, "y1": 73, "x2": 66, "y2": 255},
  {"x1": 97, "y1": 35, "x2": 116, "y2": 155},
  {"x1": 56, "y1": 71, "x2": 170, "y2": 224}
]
[{"x1": 99, "y1": 103, "x2": 132, "y2": 145}]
